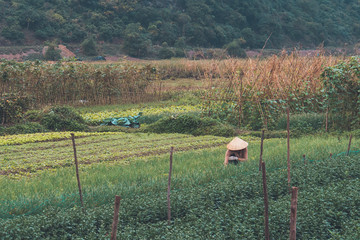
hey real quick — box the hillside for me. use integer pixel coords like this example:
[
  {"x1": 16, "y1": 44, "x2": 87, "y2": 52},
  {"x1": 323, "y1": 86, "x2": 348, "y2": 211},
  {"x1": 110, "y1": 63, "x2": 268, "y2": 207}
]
[{"x1": 0, "y1": 0, "x2": 360, "y2": 57}]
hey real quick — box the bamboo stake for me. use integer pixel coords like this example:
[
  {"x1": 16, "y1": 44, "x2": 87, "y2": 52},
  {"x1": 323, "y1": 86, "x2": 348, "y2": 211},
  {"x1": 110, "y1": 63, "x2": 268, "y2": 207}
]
[
  {"x1": 303, "y1": 154, "x2": 306, "y2": 166},
  {"x1": 110, "y1": 195, "x2": 121, "y2": 240},
  {"x1": 167, "y1": 147, "x2": 174, "y2": 225},
  {"x1": 325, "y1": 109, "x2": 328, "y2": 132},
  {"x1": 290, "y1": 187, "x2": 299, "y2": 240},
  {"x1": 259, "y1": 129, "x2": 265, "y2": 171},
  {"x1": 261, "y1": 161, "x2": 270, "y2": 240},
  {"x1": 70, "y1": 133, "x2": 84, "y2": 210},
  {"x1": 347, "y1": 134, "x2": 353, "y2": 156},
  {"x1": 287, "y1": 108, "x2": 291, "y2": 191}
]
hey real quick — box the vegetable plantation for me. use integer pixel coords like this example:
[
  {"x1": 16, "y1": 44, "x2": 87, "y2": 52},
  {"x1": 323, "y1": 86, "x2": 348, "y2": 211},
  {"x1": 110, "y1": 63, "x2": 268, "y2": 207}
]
[
  {"x1": 0, "y1": 133, "x2": 359, "y2": 239},
  {"x1": 0, "y1": 55, "x2": 359, "y2": 239}
]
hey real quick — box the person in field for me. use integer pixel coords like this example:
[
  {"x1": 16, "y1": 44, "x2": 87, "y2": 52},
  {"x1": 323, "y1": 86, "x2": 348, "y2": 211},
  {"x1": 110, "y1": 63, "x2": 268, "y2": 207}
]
[{"x1": 224, "y1": 137, "x2": 248, "y2": 165}]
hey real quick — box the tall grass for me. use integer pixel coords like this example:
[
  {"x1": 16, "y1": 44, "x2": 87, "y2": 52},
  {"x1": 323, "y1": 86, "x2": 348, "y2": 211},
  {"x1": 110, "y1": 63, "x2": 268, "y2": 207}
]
[
  {"x1": 0, "y1": 60, "x2": 157, "y2": 106},
  {"x1": 201, "y1": 53, "x2": 342, "y2": 128}
]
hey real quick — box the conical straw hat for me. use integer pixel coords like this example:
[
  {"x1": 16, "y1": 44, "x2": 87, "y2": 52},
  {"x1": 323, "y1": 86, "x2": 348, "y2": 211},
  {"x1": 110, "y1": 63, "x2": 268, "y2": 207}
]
[{"x1": 227, "y1": 137, "x2": 248, "y2": 151}]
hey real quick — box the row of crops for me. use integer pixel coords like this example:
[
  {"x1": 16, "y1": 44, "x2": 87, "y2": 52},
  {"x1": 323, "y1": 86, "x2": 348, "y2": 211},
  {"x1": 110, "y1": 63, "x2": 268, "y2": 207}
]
[
  {"x1": 0, "y1": 132, "x2": 232, "y2": 177},
  {"x1": 80, "y1": 105, "x2": 202, "y2": 125},
  {"x1": 0, "y1": 134, "x2": 359, "y2": 239}
]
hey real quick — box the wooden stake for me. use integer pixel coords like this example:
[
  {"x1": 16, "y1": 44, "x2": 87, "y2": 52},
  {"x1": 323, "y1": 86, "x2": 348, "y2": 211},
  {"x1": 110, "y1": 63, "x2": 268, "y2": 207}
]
[
  {"x1": 290, "y1": 187, "x2": 299, "y2": 240},
  {"x1": 325, "y1": 109, "x2": 328, "y2": 132},
  {"x1": 110, "y1": 195, "x2": 121, "y2": 240},
  {"x1": 167, "y1": 147, "x2": 174, "y2": 225},
  {"x1": 287, "y1": 108, "x2": 291, "y2": 191},
  {"x1": 261, "y1": 161, "x2": 270, "y2": 240},
  {"x1": 347, "y1": 134, "x2": 353, "y2": 156},
  {"x1": 71, "y1": 133, "x2": 84, "y2": 210},
  {"x1": 259, "y1": 129, "x2": 265, "y2": 171},
  {"x1": 302, "y1": 154, "x2": 306, "y2": 166}
]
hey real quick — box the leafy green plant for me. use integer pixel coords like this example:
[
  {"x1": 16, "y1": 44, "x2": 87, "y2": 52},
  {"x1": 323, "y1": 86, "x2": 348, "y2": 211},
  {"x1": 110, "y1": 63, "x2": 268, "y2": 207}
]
[
  {"x1": 0, "y1": 122, "x2": 46, "y2": 135},
  {"x1": 81, "y1": 37, "x2": 98, "y2": 56},
  {"x1": 0, "y1": 94, "x2": 30, "y2": 125},
  {"x1": 145, "y1": 114, "x2": 236, "y2": 137},
  {"x1": 41, "y1": 106, "x2": 88, "y2": 131},
  {"x1": 321, "y1": 56, "x2": 360, "y2": 130}
]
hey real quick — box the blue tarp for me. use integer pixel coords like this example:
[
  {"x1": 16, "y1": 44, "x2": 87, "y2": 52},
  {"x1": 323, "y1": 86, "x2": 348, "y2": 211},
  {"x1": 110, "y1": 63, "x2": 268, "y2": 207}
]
[{"x1": 101, "y1": 113, "x2": 142, "y2": 128}]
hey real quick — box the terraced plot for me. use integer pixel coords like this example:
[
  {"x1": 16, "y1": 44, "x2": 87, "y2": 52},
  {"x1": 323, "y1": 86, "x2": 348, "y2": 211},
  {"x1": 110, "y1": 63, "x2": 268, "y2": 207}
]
[{"x1": 0, "y1": 132, "x2": 230, "y2": 176}]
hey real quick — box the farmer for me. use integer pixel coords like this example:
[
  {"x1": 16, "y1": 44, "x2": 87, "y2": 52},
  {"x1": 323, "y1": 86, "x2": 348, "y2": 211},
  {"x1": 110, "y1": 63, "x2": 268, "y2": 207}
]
[{"x1": 224, "y1": 137, "x2": 248, "y2": 166}]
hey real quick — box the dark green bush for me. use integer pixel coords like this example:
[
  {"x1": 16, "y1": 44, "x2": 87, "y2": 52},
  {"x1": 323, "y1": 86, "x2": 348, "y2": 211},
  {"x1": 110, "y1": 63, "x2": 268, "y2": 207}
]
[
  {"x1": 145, "y1": 114, "x2": 236, "y2": 137},
  {"x1": 275, "y1": 112, "x2": 325, "y2": 133},
  {"x1": 41, "y1": 106, "x2": 88, "y2": 131},
  {"x1": 0, "y1": 94, "x2": 30, "y2": 125},
  {"x1": 44, "y1": 46, "x2": 61, "y2": 61},
  {"x1": 322, "y1": 57, "x2": 360, "y2": 130},
  {"x1": 24, "y1": 110, "x2": 44, "y2": 122},
  {"x1": 81, "y1": 37, "x2": 98, "y2": 56},
  {"x1": 0, "y1": 122, "x2": 46, "y2": 135}
]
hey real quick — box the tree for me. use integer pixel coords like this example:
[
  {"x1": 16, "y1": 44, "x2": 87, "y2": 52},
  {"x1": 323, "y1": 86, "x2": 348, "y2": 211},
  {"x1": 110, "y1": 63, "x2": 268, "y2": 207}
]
[
  {"x1": 225, "y1": 38, "x2": 247, "y2": 58},
  {"x1": 123, "y1": 23, "x2": 151, "y2": 57},
  {"x1": 81, "y1": 37, "x2": 98, "y2": 56},
  {"x1": 44, "y1": 44, "x2": 61, "y2": 61}
]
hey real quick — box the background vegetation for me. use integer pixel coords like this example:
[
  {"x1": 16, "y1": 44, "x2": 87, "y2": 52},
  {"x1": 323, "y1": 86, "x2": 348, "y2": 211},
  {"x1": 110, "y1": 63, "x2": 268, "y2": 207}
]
[{"x1": 0, "y1": 0, "x2": 360, "y2": 57}]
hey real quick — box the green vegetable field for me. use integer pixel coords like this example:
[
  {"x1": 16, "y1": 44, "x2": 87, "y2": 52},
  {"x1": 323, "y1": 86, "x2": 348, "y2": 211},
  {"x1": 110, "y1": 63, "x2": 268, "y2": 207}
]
[{"x1": 0, "y1": 132, "x2": 359, "y2": 239}]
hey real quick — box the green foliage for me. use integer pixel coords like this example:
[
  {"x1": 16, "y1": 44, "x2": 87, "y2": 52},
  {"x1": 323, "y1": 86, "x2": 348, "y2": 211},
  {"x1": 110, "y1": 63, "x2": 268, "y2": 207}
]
[
  {"x1": 41, "y1": 106, "x2": 88, "y2": 131},
  {"x1": 1, "y1": 25, "x2": 24, "y2": 42},
  {"x1": 158, "y1": 43, "x2": 175, "y2": 59},
  {"x1": 0, "y1": 122, "x2": 46, "y2": 135},
  {"x1": 0, "y1": 94, "x2": 29, "y2": 125},
  {"x1": 145, "y1": 114, "x2": 236, "y2": 137},
  {"x1": 224, "y1": 38, "x2": 247, "y2": 58},
  {"x1": 123, "y1": 23, "x2": 151, "y2": 57},
  {"x1": 321, "y1": 57, "x2": 360, "y2": 130},
  {"x1": 275, "y1": 112, "x2": 325, "y2": 133},
  {"x1": 81, "y1": 37, "x2": 97, "y2": 56},
  {"x1": 2, "y1": 0, "x2": 360, "y2": 54},
  {"x1": 44, "y1": 46, "x2": 61, "y2": 61},
  {"x1": 0, "y1": 147, "x2": 359, "y2": 239}
]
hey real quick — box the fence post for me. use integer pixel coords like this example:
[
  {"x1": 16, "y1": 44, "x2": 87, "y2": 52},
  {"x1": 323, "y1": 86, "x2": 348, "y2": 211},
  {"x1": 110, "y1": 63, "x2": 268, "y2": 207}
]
[
  {"x1": 110, "y1": 195, "x2": 122, "y2": 240},
  {"x1": 70, "y1": 133, "x2": 84, "y2": 211},
  {"x1": 325, "y1": 109, "x2": 328, "y2": 132},
  {"x1": 167, "y1": 147, "x2": 174, "y2": 225},
  {"x1": 347, "y1": 134, "x2": 353, "y2": 156},
  {"x1": 290, "y1": 187, "x2": 299, "y2": 240},
  {"x1": 261, "y1": 161, "x2": 270, "y2": 240},
  {"x1": 302, "y1": 154, "x2": 306, "y2": 166},
  {"x1": 287, "y1": 108, "x2": 291, "y2": 191},
  {"x1": 259, "y1": 129, "x2": 265, "y2": 171}
]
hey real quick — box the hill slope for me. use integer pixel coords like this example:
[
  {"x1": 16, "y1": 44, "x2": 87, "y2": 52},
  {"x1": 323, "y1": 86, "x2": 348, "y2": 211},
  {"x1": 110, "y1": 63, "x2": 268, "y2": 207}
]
[{"x1": 0, "y1": 0, "x2": 359, "y2": 56}]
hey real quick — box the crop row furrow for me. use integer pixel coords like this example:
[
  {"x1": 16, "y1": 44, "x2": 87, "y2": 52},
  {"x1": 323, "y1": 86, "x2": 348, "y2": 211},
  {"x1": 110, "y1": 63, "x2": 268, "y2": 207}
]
[
  {"x1": 1, "y1": 135, "x2": 221, "y2": 163},
  {"x1": 0, "y1": 133, "x2": 190, "y2": 155},
  {"x1": 0, "y1": 139, "x2": 228, "y2": 176}
]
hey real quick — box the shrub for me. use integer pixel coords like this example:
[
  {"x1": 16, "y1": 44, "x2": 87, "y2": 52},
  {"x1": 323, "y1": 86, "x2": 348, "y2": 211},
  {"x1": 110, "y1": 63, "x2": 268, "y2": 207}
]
[
  {"x1": 41, "y1": 106, "x2": 88, "y2": 131},
  {"x1": 24, "y1": 110, "x2": 44, "y2": 122},
  {"x1": 275, "y1": 112, "x2": 325, "y2": 133},
  {"x1": 0, "y1": 94, "x2": 30, "y2": 125},
  {"x1": 44, "y1": 46, "x2": 61, "y2": 61},
  {"x1": 321, "y1": 56, "x2": 360, "y2": 130},
  {"x1": 144, "y1": 114, "x2": 236, "y2": 137},
  {"x1": 0, "y1": 122, "x2": 46, "y2": 135},
  {"x1": 81, "y1": 37, "x2": 97, "y2": 56},
  {"x1": 224, "y1": 38, "x2": 247, "y2": 58}
]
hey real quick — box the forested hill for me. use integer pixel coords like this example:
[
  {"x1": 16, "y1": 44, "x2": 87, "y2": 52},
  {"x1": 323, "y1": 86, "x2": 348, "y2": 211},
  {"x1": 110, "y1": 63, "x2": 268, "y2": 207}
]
[{"x1": 1, "y1": 0, "x2": 360, "y2": 56}]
